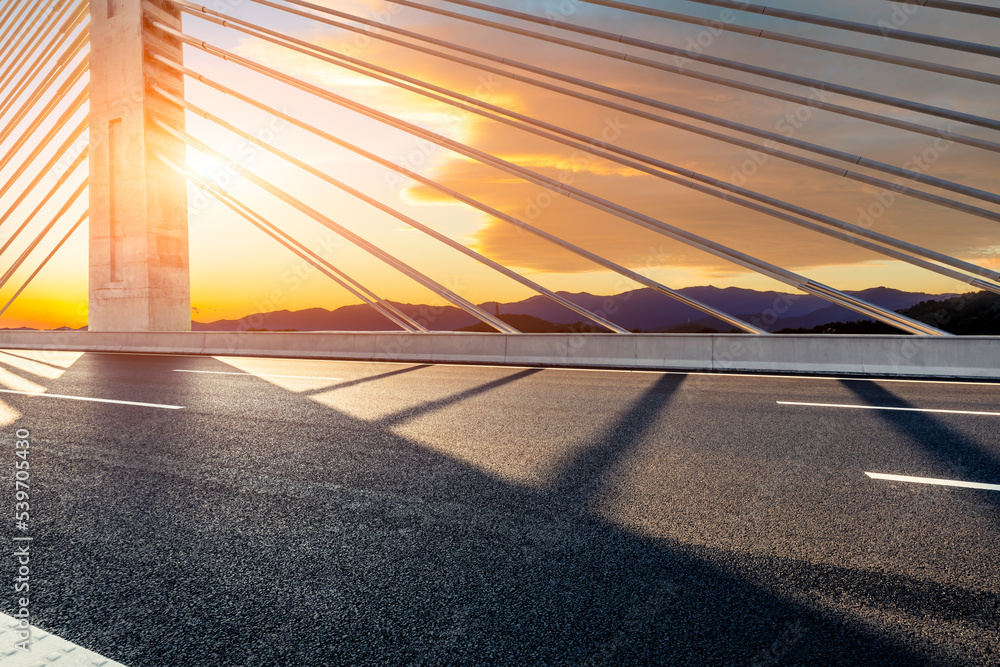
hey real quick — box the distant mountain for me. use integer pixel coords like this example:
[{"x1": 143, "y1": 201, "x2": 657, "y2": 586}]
[
  {"x1": 193, "y1": 304, "x2": 478, "y2": 332},
  {"x1": 754, "y1": 290, "x2": 941, "y2": 331},
  {"x1": 494, "y1": 286, "x2": 824, "y2": 331},
  {"x1": 0, "y1": 287, "x2": 975, "y2": 334},
  {"x1": 191, "y1": 286, "x2": 957, "y2": 333},
  {"x1": 0, "y1": 326, "x2": 86, "y2": 332},
  {"x1": 780, "y1": 291, "x2": 1000, "y2": 335},
  {"x1": 457, "y1": 314, "x2": 613, "y2": 334},
  {"x1": 902, "y1": 292, "x2": 1000, "y2": 334}
]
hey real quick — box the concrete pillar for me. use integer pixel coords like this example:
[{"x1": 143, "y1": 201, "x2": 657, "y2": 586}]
[{"x1": 89, "y1": 0, "x2": 190, "y2": 331}]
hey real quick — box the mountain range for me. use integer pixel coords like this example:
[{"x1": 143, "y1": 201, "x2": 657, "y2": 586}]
[{"x1": 191, "y1": 286, "x2": 960, "y2": 333}]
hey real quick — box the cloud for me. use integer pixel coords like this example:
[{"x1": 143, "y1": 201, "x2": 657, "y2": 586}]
[{"x1": 228, "y1": 0, "x2": 1000, "y2": 283}]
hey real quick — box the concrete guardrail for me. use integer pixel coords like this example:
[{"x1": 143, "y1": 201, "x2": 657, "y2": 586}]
[{"x1": 0, "y1": 330, "x2": 998, "y2": 379}]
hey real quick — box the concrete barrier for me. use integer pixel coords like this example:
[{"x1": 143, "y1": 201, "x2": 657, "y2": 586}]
[{"x1": 0, "y1": 330, "x2": 997, "y2": 379}]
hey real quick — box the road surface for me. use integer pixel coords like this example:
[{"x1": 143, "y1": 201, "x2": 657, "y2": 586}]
[{"x1": 1, "y1": 349, "x2": 998, "y2": 665}]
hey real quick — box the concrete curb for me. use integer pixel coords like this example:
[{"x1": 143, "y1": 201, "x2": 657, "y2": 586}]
[{"x1": 0, "y1": 331, "x2": 997, "y2": 379}]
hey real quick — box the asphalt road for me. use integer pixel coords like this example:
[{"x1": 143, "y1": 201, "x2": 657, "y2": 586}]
[{"x1": 1, "y1": 349, "x2": 998, "y2": 666}]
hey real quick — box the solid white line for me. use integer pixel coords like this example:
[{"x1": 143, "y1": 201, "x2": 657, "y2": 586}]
[
  {"x1": 174, "y1": 369, "x2": 343, "y2": 381},
  {"x1": 777, "y1": 401, "x2": 1000, "y2": 416},
  {"x1": 0, "y1": 612, "x2": 129, "y2": 666},
  {"x1": 866, "y1": 472, "x2": 1000, "y2": 491},
  {"x1": 0, "y1": 389, "x2": 183, "y2": 409}
]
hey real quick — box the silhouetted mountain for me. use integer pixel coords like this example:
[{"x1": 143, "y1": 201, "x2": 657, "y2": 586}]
[
  {"x1": 485, "y1": 286, "x2": 951, "y2": 333},
  {"x1": 190, "y1": 287, "x2": 956, "y2": 333},
  {"x1": 0, "y1": 326, "x2": 89, "y2": 332},
  {"x1": 496, "y1": 287, "x2": 817, "y2": 331},
  {"x1": 0, "y1": 287, "x2": 975, "y2": 334},
  {"x1": 780, "y1": 291, "x2": 1000, "y2": 335},
  {"x1": 902, "y1": 291, "x2": 1000, "y2": 334},
  {"x1": 457, "y1": 314, "x2": 614, "y2": 334},
  {"x1": 193, "y1": 304, "x2": 479, "y2": 332}
]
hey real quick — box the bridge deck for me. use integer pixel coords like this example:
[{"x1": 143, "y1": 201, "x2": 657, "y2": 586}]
[{"x1": 2, "y1": 350, "x2": 997, "y2": 665}]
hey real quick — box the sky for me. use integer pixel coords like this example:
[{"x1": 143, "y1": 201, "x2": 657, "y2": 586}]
[{"x1": 0, "y1": 0, "x2": 998, "y2": 329}]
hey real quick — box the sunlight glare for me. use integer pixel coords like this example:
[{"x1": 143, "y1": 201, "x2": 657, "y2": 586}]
[
  {"x1": 0, "y1": 400, "x2": 20, "y2": 429},
  {"x1": 214, "y1": 357, "x2": 345, "y2": 393},
  {"x1": 0, "y1": 368, "x2": 46, "y2": 393},
  {"x1": 185, "y1": 150, "x2": 228, "y2": 181},
  {"x1": 0, "y1": 351, "x2": 81, "y2": 379}
]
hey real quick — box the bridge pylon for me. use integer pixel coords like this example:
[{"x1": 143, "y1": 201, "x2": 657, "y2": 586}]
[{"x1": 88, "y1": 0, "x2": 189, "y2": 331}]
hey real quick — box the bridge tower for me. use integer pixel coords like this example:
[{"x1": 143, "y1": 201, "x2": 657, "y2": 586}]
[{"x1": 88, "y1": 0, "x2": 189, "y2": 331}]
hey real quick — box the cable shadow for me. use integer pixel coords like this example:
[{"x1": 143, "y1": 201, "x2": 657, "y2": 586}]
[
  {"x1": 376, "y1": 368, "x2": 544, "y2": 427},
  {"x1": 0, "y1": 356, "x2": 66, "y2": 384},
  {"x1": 840, "y1": 379, "x2": 1000, "y2": 511},
  {"x1": 0, "y1": 360, "x2": 48, "y2": 387},
  {"x1": 300, "y1": 363, "x2": 433, "y2": 396},
  {"x1": 548, "y1": 374, "x2": 685, "y2": 510},
  {"x1": 0, "y1": 350, "x2": 68, "y2": 370}
]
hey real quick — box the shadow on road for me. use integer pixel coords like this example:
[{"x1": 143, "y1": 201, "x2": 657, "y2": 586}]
[
  {"x1": 377, "y1": 368, "x2": 545, "y2": 427},
  {"x1": 0, "y1": 354, "x2": 988, "y2": 666},
  {"x1": 840, "y1": 379, "x2": 1000, "y2": 510},
  {"x1": 301, "y1": 363, "x2": 434, "y2": 395},
  {"x1": 549, "y1": 374, "x2": 685, "y2": 511}
]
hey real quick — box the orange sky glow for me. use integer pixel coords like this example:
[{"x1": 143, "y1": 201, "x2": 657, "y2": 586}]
[{"x1": 0, "y1": 0, "x2": 998, "y2": 329}]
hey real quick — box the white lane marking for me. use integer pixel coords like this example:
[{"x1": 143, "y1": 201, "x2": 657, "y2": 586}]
[
  {"x1": 777, "y1": 401, "x2": 1000, "y2": 417},
  {"x1": 0, "y1": 612, "x2": 129, "y2": 666},
  {"x1": 866, "y1": 472, "x2": 1000, "y2": 492},
  {"x1": 174, "y1": 369, "x2": 343, "y2": 381},
  {"x1": 0, "y1": 389, "x2": 183, "y2": 409}
]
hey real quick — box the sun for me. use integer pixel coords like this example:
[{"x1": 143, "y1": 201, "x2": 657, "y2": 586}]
[{"x1": 183, "y1": 145, "x2": 230, "y2": 182}]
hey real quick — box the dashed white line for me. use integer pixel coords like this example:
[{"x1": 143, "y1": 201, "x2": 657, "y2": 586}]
[
  {"x1": 0, "y1": 389, "x2": 183, "y2": 410},
  {"x1": 777, "y1": 401, "x2": 1000, "y2": 417},
  {"x1": 173, "y1": 369, "x2": 342, "y2": 381},
  {"x1": 866, "y1": 472, "x2": 1000, "y2": 492}
]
